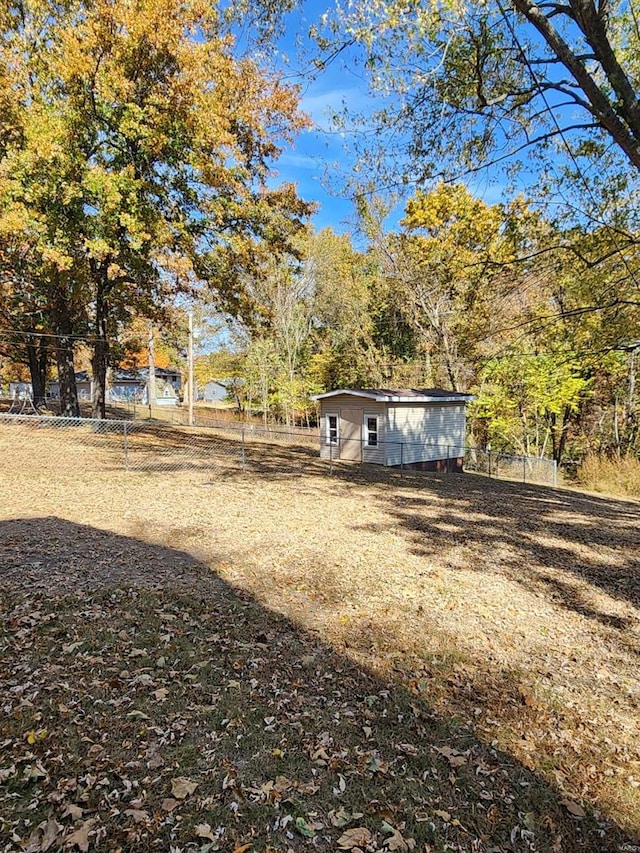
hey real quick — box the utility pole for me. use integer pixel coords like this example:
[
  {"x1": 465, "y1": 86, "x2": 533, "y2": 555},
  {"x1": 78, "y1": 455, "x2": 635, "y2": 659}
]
[
  {"x1": 188, "y1": 310, "x2": 194, "y2": 427},
  {"x1": 148, "y1": 323, "x2": 156, "y2": 417}
]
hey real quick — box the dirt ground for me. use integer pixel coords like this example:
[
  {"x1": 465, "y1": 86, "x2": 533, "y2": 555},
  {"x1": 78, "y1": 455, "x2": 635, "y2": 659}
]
[{"x1": 1, "y1": 421, "x2": 639, "y2": 851}]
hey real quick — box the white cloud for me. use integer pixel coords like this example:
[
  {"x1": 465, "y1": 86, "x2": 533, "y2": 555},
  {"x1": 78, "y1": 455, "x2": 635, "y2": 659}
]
[{"x1": 299, "y1": 86, "x2": 368, "y2": 132}]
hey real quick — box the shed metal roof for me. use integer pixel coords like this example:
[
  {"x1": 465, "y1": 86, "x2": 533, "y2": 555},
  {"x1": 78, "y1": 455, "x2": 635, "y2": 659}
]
[{"x1": 311, "y1": 387, "x2": 474, "y2": 403}]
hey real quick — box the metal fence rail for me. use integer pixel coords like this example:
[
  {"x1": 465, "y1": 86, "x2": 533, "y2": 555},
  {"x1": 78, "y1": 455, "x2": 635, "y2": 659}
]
[
  {"x1": 463, "y1": 447, "x2": 558, "y2": 487},
  {"x1": 0, "y1": 413, "x2": 559, "y2": 487}
]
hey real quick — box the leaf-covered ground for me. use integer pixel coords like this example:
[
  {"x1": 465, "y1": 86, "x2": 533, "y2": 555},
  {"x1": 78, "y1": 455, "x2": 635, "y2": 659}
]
[{"x1": 1, "y1": 423, "x2": 639, "y2": 852}]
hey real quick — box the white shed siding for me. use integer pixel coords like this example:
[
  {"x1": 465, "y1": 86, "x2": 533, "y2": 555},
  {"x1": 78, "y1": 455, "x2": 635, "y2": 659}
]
[{"x1": 384, "y1": 403, "x2": 466, "y2": 466}]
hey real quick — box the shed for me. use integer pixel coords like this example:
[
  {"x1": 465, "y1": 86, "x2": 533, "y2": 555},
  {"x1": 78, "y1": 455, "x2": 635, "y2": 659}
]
[{"x1": 312, "y1": 388, "x2": 474, "y2": 471}]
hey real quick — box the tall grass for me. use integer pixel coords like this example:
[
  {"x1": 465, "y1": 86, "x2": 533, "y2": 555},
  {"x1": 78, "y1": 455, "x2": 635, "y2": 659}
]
[{"x1": 576, "y1": 453, "x2": 640, "y2": 498}]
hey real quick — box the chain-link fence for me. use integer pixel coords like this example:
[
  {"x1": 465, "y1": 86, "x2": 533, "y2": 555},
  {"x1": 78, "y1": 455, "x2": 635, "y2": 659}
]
[
  {"x1": 463, "y1": 446, "x2": 558, "y2": 486},
  {"x1": 0, "y1": 413, "x2": 559, "y2": 487},
  {"x1": 0, "y1": 413, "x2": 320, "y2": 478}
]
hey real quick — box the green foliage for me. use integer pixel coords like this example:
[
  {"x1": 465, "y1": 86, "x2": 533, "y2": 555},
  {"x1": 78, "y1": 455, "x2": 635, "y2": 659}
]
[
  {"x1": 472, "y1": 348, "x2": 592, "y2": 460},
  {"x1": 322, "y1": 0, "x2": 640, "y2": 208}
]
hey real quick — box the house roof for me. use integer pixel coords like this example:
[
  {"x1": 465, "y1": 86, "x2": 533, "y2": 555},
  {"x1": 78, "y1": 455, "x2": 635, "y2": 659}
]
[
  {"x1": 113, "y1": 367, "x2": 180, "y2": 382},
  {"x1": 312, "y1": 387, "x2": 475, "y2": 403}
]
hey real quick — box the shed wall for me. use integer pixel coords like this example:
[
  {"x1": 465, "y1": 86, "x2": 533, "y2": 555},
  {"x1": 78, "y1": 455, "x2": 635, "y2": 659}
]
[
  {"x1": 318, "y1": 397, "x2": 385, "y2": 462},
  {"x1": 384, "y1": 403, "x2": 466, "y2": 466}
]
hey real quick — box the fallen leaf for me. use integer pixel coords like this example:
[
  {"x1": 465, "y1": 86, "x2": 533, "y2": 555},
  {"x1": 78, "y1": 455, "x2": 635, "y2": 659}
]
[
  {"x1": 123, "y1": 809, "x2": 149, "y2": 824},
  {"x1": 0, "y1": 765, "x2": 16, "y2": 782},
  {"x1": 195, "y1": 823, "x2": 215, "y2": 841},
  {"x1": 435, "y1": 746, "x2": 466, "y2": 767},
  {"x1": 61, "y1": 804, "x2": 84, "y2": 821},
  {"x1": 366, "y1": 755, "x2": 389, "y2": 774},
  {"x1": 295, "y1": 816, "x2": 316, "y2": 838},
  {"x1": 24, "y1": 729, "x2": 47, "y2": 745},
  {"x1": 329, "y1": 807, "x2": 352, "y2": 828},
  {"x1": 154, "y1": 687, "x2": 169, "y2": 702},
  {"x1": 560, "y1": 799, "x2": 586, "y2": 818},
  {"x1": 161, "y1": 798, "x2": 180, "y2": 812},
  {"x1": 337, "y1": 827, "x2": 373, "y2": 849},
  {"x1": 273, "y1": 775, "x2": 292, "y2": 793},
  {"x1": 64, "y1": 818, "x2": 97, "y2": 852},
  {"x1": 171, "y1": 777, "x2": 198, "y2": 799},
  {"x1": 23, "y1": 762, "x2": 48, "y2": 780},
  {"x1": 519, "y1": 686, "x2": 537, "y2": 708},
  {"x1": 40, "y1": 819, "x2": 63, "y2": 852},
  {"x1": 381, "y1": 820, "x2": 415, "y2": 851}
]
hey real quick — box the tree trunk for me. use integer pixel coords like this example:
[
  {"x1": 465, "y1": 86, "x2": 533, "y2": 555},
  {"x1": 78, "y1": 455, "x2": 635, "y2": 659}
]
[
  {"x1": 57, "y1": 338, "x2": 79, "y2": 417},
  {"x1": 52, "y1": 286, "x2": 80, "y2": 418},
  {"x1": 91, "y1": 283, "x2": 109, "y2": 419},
  {"x1": 550, "y1": 406, "x2": 571, "y2": 464},
  {"x1": 26, "y1": 336, "x2": 48, "y2": 408}
]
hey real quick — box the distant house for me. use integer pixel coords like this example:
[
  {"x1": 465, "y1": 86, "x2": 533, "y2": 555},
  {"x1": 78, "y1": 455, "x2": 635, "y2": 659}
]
[
  {"x1": 312, "y1": 388, "x2": 474, "y2": 471},
  {"x1": 108, "y1": 367, "x2": 181, "y2": 407},
  {"x1": 199, "y1": 378, "x2": 244, "y2": 404},
  {"x1": 200, "y1": 380, "x2": 230, "y2": 403},
  {"x1": 47, "y1": 371, "x2": 92, "y2": 401}
]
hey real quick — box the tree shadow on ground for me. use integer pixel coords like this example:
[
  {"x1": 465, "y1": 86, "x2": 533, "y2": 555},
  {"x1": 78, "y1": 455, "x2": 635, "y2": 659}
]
[
  {"x1": 355, "y1": 473, "x2": 640, "y2": 620},
  {"x1": 1, "y1": 516, "x2": 638, "y2": 852},
  {"x1": 7, "y1": 410, "x2": 638, "y2": 621}
]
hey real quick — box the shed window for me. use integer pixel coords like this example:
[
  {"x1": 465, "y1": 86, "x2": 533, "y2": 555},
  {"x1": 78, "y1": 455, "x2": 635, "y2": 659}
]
[
  {"x1": 325, "y1": 413, "x2": 339, "y2": 445},
  {"x1": 364, "y1": 414, "x2": 379, "y2": 447}
]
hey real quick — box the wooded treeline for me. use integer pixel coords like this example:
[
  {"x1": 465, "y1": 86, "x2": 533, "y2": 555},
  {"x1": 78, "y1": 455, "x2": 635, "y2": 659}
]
[
  {"x1": 198, "y1": 182, "x2": 639, "y2": 464},
  {"x1": 1, "y1": 0, "x2": 639, "y2": 468}
]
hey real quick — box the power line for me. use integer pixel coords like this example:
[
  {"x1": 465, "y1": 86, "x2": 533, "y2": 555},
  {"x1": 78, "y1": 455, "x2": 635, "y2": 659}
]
[{"x1": 0, "y1": 328, "x2": 95, "y2": 342}]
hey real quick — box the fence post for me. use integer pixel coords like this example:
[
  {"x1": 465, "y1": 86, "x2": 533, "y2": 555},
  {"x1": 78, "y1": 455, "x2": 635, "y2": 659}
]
[
  {"x1": 329, "y1": 440, "x2": 333, "y2": 476},
  {"x1": 400, "y1": 442, "x2": 404, "y2": 478},
  {"x1": 488, "y1": 449, "x2": 492, "y2": 477},
  {"x1": 523, "y1": 456, "x2": 526, "y2": 483},
  {"x1": 553, "y1": 459, "x2": 558, "y2": 488},
  {"x1": 123, "y1": 422, "x2": 129, "y2": 471},
  {"x1": 447, "y1": 445, "x2": 451, "y2": 473},
  {"x1": 241, "y1": 428, "x2": 246, "y2": 473}
]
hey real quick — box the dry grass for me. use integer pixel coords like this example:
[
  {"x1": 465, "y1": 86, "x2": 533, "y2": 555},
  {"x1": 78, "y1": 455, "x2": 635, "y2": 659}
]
[
  {"x1": 1, "y1": 421, "x2": 639, "y2": 852},
  {"x1": 577, "y1": 453, "x2": 640, "y2": 499}
]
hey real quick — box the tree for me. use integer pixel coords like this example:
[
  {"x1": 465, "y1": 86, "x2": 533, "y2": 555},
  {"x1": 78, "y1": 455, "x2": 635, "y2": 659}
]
[
  {"x1": 323, "y1": 0, "x2": 640, "y2": 191},
  {"x1": 0, "y1": 238, "x2": 52, "y2": 408},
  {"x1": 306, "y1": 229, "x2": 383, "y2": 389},
  {"x1": 362, "y1": 184, "x2": 530, "y2": 390},
  {"x1": 473, "y1": 347, "x2": 592, "y2": 461},
  {"x1": 0, "y1": 0, "x2": 312, "y2": 417}
]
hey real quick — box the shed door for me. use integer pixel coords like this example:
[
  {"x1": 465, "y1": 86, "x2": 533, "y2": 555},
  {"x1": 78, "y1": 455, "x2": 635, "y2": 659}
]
[{"x1": 340, "y1": 408, "x2": 363, "y2": 460}]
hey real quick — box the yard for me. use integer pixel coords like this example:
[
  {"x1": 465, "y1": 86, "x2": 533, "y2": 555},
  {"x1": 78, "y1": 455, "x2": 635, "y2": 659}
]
[{"x1": 1, "y1": 422, "x2": 639, "y2": 852}]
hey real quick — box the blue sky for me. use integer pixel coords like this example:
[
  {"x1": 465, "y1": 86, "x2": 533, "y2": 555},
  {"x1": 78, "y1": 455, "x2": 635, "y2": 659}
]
[
  {"x1": 267, "y1": 2, "x2": 375, "y2": 234},
  {"x1": 268, "y1": 2, "x2": 513, "y2": 236}
]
